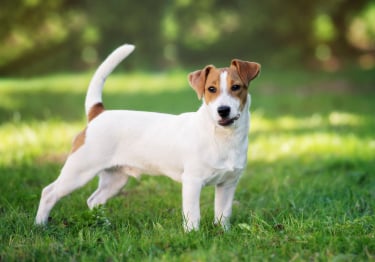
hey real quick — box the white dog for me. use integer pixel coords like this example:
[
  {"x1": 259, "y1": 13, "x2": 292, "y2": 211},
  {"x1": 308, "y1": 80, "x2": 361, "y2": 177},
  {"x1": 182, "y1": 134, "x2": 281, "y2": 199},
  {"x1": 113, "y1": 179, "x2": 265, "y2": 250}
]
[{"x1": 35, "y1": 44, "x2": 260, "y2": 231}]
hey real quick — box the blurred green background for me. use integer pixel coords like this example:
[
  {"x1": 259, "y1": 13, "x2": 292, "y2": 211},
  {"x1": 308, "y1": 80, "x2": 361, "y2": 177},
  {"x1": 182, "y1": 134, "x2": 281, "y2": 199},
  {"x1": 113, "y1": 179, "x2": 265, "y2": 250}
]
[
  {"x1": 1, "y1": 0, "x2": 374, "y2": 75},
  {"x1": 1, "y1": 2, "x2": 375, "y2": 260}
]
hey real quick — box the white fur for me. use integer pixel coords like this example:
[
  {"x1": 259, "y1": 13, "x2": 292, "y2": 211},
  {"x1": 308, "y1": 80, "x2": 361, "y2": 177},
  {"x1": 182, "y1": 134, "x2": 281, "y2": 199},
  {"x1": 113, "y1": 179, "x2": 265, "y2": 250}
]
[
  {"x1": 85, "y1": 44, "x2": 135, "y2": 115},
  {"x1": 35, "y1": 44, "x2": 251, "y2": 232},
  {"x1": 220, "y1": 71, "x2": 228, "y2": 91}
]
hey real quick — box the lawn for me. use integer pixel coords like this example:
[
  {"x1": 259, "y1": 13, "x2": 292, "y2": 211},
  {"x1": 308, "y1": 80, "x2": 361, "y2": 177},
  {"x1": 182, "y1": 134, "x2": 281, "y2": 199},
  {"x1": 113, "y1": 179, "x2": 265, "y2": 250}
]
[{"x1": 0, "y1": 67, "x2": 374, "y2": 261}]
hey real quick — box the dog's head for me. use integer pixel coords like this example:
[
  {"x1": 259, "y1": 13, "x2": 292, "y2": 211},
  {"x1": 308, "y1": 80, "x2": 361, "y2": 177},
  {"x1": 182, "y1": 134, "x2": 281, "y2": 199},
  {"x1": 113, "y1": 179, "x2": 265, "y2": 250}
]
[{"x1": 188, "y1": 59, "x2": 261, "y2": 127}]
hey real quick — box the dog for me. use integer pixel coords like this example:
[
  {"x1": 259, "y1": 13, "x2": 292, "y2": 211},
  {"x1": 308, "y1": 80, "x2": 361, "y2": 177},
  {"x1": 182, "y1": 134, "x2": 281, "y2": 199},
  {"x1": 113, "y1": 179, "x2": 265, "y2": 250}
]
[{"x1": 35, "y1": 44, "x2": 260, "y2": 231}]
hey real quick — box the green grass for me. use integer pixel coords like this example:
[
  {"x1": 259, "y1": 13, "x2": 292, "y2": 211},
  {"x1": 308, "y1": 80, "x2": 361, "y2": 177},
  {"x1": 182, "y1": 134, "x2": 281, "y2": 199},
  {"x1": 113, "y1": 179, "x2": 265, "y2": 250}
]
[{"x1": 0, "y1": 67, "x2": 374, "y2": 261}]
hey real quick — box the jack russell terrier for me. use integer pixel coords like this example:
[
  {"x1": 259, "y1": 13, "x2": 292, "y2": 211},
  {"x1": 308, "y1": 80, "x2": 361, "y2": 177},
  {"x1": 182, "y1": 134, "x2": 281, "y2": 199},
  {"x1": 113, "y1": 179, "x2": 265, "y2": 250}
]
[{"x1": 35, "y1": 44, "x2": 260, "y2": 231}]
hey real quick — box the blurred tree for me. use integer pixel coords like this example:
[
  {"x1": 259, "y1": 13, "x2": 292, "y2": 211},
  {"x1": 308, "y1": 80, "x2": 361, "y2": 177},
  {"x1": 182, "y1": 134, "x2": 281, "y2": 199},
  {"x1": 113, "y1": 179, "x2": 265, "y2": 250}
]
[
  {"x1": 167, "y1": 0, "x2": 373, "y2": 68},
  {"x1": 0, "y1": 0, "x2": 373, "y2": 75},
  {"x1": 329, "y1": 0, "x2": 369, "y2": 57},
  {"x1": 0, "y1": 0, "x2": 86, "y2": 74},
  {"x1": 81, "y1": 0, "x2": 165, "y2": 68}
]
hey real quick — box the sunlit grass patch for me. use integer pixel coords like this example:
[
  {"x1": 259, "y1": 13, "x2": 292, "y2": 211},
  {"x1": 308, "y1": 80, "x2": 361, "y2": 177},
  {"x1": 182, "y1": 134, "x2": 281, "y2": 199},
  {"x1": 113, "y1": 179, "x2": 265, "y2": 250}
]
[
  {"x1": 0, "y1": 120, "x2": 81, "y2": 165},
  {"x1": 251, "y1": 111, "x2": 368, "y2": 133},
  {"x1": 250, "y1": 111, "x2": 375, "y2": 163}
]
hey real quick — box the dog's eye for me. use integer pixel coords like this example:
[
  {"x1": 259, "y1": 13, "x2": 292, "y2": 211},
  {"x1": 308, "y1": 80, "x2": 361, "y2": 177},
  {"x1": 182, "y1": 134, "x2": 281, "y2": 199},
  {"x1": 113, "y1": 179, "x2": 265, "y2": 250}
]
[
  {"x1": 207, "y1": 86, "x2": 217, "y2": 93},
  {"x1": 231, "y1": 85, "x2": 241, "y2": 91}
]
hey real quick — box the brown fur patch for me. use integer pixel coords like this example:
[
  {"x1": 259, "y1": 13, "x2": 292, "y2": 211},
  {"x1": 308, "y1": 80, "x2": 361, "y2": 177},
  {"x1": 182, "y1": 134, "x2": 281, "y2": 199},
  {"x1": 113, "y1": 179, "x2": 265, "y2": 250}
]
[
  {"x1": 203, "y1": 68, "x2": 248, "y2": 109},
  {"x1": 188, "y1": 65, "x2": 214, "y2": 99},
  {"x1": 71, "y1": 128, "x2": 87, "y2": 154},
  {"x1": 189, "y1": 60, "x2": 260, "y2": 105},
  {"x1": 70, "y1": 103, "x2": 105, "y2": 154},
  {"x1": 230, "y1": 59, "x2": 261, "y2": 84},
  {"x1": 88, "y1": 103, "x2": 105, "y2": 122},
  {"x1": 227, "y1": 68, "x2": 248, "y2": 110},
  {"x1": 203, "y1": 68, "x2": 223, "y2": 104}
]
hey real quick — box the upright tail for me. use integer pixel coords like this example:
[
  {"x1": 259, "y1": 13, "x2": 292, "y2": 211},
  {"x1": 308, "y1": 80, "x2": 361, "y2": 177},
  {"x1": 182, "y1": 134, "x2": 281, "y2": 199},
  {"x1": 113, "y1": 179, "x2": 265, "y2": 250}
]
[{"x1": 85, "y1": 44, "x2": 135, "y2": 120}]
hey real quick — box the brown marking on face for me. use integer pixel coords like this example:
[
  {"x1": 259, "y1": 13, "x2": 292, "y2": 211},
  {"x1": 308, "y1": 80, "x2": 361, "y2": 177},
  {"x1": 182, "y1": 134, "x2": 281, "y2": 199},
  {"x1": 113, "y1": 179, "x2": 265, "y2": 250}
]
[
  {"x1": 227, "y1": 67, "x2": 249, "y2": 110},
  {"x1": 88, "y1": 102, "x2": 105, "y2": 122},
  {"x1": 204, "y1": 67, "x2": 248, "y2": 110},
  {"x1": 203, "y1": 68, "x2": 224, "y2": 105},
  {"x1": 189, "y1": 60, "x2": 260, "y2": 108},
  {"x1": 71, "y1": 127, "x2": 87, "y2": 154}
]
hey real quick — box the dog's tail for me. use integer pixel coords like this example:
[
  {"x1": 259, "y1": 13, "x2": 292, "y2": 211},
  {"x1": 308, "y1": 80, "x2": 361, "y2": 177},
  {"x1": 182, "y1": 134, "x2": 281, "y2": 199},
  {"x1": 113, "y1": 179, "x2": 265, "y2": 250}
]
[{"x1": 85, "y1": 44, "x2": 135, "y2": 121}]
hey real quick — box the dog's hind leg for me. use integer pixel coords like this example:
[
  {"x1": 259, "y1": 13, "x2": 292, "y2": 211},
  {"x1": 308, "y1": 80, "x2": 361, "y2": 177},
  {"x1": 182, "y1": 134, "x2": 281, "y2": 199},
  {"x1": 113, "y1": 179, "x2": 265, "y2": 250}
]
[
  {"x1": 87, "y1": 167, "x2": 129, "y2": 209},
  {"x1": 35, "y1": 151, "x2": 104, "y2": 225}
]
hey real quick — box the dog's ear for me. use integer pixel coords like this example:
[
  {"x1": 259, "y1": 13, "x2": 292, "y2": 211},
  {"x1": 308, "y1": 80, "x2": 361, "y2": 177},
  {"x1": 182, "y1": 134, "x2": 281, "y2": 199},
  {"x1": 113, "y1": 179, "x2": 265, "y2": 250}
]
[
  {"x1": 188, "y1": 65, "x2": 215, "y2": 99},
  {"x1": 231, "y1": 59, "x2": 261, "y2": 86}
]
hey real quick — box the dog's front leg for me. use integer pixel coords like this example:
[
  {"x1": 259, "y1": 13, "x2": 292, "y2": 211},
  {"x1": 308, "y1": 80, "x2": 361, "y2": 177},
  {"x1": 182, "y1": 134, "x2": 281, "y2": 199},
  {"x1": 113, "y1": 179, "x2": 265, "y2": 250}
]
[
  {"x1": 214, "y1": 179, "x2": 239, "y2": 230},
  {"x1": 182, "y1": 177, "x2": 203, "y2": 232}
]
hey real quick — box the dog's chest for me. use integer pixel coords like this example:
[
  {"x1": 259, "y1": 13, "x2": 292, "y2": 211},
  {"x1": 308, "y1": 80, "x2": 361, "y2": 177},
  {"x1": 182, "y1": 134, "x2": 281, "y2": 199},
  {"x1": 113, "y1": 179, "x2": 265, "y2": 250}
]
[{"x1": 202, "y1": 136, "x2": 248, "y2": 185}]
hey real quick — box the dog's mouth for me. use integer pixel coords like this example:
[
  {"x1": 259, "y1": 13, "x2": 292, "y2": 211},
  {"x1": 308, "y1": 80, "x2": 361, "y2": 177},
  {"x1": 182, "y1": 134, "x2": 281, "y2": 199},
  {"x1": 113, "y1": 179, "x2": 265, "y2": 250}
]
[{"x1": 218, "y1": 114, "x2": 240, "y2": 127}]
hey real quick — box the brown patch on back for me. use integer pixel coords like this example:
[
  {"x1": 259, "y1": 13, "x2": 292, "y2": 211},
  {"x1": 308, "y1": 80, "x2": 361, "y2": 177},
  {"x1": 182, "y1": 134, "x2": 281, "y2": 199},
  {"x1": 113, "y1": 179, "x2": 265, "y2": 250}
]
[
  {"x1": 71, "y1": 128, "x2": 87, "y2": 154},
  {"x1": 70, "y1": 102, "x2": 105, "y2": 154},
  {"x1": 88, "y1": 102, "x2": 105, "y2": 122}
]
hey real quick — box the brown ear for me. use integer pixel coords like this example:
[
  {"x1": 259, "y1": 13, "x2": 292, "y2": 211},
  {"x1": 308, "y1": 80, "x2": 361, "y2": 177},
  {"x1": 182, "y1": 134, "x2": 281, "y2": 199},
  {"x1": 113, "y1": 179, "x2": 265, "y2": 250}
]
[
  {"x1": 188, "y1": 65, "x2": 214, "y2": 99},
  {"x1": 231, "y1": 59, "x2": 261, "y2": 86}
]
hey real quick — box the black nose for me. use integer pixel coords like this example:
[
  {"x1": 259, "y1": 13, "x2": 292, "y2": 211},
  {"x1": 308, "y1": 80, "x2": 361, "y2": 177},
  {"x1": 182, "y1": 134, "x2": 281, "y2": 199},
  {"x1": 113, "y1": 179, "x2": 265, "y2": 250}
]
[{"x1": 217, "y1": 106, "x2": 231, "y2": 118}]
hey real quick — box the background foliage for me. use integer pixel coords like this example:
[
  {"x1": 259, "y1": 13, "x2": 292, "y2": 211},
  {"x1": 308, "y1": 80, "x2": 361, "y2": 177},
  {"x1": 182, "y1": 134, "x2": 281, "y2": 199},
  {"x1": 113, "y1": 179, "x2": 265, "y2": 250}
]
[
  {"x1": 0, "y1": 1, "x2": 375, "y2": 260},
  {"x1": 1, "y1": 0, "x2": 374, "y2": 75}
]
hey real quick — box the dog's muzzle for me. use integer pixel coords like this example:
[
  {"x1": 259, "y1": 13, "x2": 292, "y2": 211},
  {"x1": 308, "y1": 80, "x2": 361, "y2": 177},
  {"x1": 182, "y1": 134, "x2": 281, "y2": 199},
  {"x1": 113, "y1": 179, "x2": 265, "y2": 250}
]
[
  {"x1": 217, "y1": 106, "x2": 240, "y2": 126},
  {"x1": 218, "y1": 114, "x2": 240, "y2": 126}
]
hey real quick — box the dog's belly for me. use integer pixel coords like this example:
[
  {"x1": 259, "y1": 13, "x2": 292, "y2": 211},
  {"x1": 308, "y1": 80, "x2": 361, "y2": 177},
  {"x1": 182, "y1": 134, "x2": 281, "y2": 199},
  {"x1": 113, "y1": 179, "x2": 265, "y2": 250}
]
[{"x1": 117, "y1": 157, "x2": 185, "y2": 182}]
